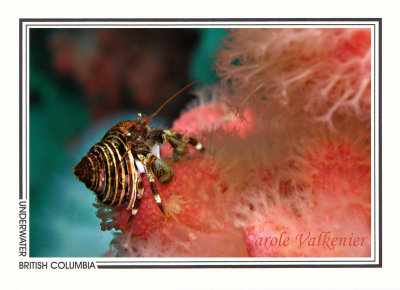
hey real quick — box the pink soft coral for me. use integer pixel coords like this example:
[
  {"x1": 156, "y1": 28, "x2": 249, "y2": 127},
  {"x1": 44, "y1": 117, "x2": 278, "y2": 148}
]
[
  {"x1": 238, "y1": 133, "x2": 371, "y2": 257},
  {"x1": 95, "y1": 28, "x2": 371, "y2": 258},
  {"x1": 107, "y1": 157, "x2": 247, "y2": 257}
]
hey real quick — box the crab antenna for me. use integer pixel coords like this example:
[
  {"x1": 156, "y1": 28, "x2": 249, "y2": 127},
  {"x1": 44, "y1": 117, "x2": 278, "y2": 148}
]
[{"x1": 147, "y1": 80, "x2": 203, "y2": 123}]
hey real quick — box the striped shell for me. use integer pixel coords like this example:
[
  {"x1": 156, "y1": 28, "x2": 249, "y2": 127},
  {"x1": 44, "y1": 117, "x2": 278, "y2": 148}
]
[{"x1": 73, "y1": 121, "x2": 139, "y2": 211}]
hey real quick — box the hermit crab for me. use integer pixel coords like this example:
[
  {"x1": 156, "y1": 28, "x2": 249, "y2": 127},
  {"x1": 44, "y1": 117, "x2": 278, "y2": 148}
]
[{"x1": 73, "y1": 81, "x2": 204, "y2": 223}]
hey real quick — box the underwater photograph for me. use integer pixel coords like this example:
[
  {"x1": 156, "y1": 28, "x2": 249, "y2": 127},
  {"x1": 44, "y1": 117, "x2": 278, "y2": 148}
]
[{"x1": 28, "y1": 25, "x2": 374, "y2": 258}]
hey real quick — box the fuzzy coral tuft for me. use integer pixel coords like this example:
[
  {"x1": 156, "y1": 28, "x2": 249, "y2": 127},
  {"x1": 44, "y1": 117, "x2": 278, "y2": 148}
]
[
  {"x1": 215, "y1": 28, "x2": 371, "y2": 130},
  {"x1": 102, "y1": 157, "x2": 248, "y2": 257},
  {"x1": 171, "y1": 85, "x2": 254, "y2": 138}
]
